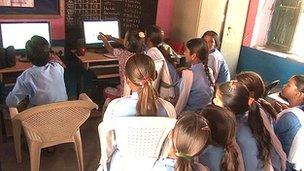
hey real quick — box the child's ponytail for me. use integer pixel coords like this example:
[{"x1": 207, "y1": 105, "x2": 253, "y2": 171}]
[
  {"x1": 221, "y1": 141, "x2": 239, "y2": 171},
  {"x1": 248, "y1": 100, "x2": 272, "y2": 166},
  {"x1": 137, "y1": 78, "x2": 158, "y2": 116}
]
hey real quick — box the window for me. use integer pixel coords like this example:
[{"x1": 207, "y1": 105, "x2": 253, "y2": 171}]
[{"x1": 267, "y1": 0, "x2": 302, "y2": 51}]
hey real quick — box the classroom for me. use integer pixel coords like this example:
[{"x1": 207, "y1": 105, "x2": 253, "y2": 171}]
[{"x1": 0, "y1": 0, "x2": 304, "y2": 171}]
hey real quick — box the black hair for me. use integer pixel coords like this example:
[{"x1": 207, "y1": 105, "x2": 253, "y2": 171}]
[{"x1": 25, "y1": 35, "x2": 50, "y2": 66}]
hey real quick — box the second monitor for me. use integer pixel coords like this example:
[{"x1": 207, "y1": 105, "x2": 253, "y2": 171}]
[{"x1": 83, "y1": 20, "x2": 120, "y2": 50}]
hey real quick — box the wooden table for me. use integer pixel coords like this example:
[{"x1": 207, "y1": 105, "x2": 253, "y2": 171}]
[
  {"x1": 0, "y1": 57, "x2": 32, "y2": 84},
  {"x1": 75, "y1": 51, "x2": 119, "y2": 93}
]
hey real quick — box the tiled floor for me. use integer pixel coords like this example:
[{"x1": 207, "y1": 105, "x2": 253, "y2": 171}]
[{"x1": 1, "y1": 116, "x2": 103, "y2": 171}]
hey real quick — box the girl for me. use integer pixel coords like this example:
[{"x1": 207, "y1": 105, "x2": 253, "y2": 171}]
[
  {"x1": 153, "y1": 113, "x2": 210, "y2": 171},
  {"x1": 145, "y1": 25, "x2": 178, "y2": 101},
  {"x1": 98, "y1": 29, "x2": 144, "y2": 97},
  {"x1": 199, "y1": 104, "x2": 244, "y2": 171},
  {"x1": 102, "y1": 54, "x2": 176, "y2": 171},
  {"x1": 175, "y1": 38, "x2": 214, "y2": 115},
  {"x1": 236, "y1": 71, "x2": 277, "y2": 122},
  {"x1": 213, "y1": 81, "x2": 286, "y2": 171},
  {"x1": 274, "y1": 75, "x2": 304, "y2": 170},
  {"x1": 202, "y1": 31, "x2": 230, "y2": 84},
  {"x1": 102, "y1": 53, "x2": 176, "y2": 120}
]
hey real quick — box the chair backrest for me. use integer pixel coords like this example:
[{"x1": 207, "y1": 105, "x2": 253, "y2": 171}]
[
  {"x1": 99, "y1": 117, "x2": 176, "y2": 171},
  {"x1": 15, "y1": 100, "x2": 98, "y2": 143}
]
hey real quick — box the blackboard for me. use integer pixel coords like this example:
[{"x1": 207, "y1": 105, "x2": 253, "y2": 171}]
[
  {"x1": 65, "y1": 0, "x2": 158, "y2": 50},
  {"x1": 0, "y1": 0, "x2": 62, "y2": 16}
]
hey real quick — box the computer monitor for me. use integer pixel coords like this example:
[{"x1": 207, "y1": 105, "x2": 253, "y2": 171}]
[
  {"x1": 0, "y1": 22, "x2": 51, "y2": 50},
  {"x1": 83, "y1": 20, "x2": 120, "y2": 47}
]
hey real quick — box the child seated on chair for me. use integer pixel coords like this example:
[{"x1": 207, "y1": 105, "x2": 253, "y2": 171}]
[
  {"x1": 153, "y1": 112, "x2": 210, "y2": 171},
  {"x1": 101, "y1": 54, "x2": 176, "y2": 171},
  {"x1": 102, "y1": 53, "x2": 176, "y2": 120},
  {"x1": 6, "y1": 35, "x2": 67, "y2": 108},
  {"x1": 274, "y1": 75, "x2": 304, "y2": 170},
  {"x1": 98, "y1": 29, "x2": 145, "y2": 98}
]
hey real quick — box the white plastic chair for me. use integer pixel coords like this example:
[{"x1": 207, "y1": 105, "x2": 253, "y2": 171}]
[{"x1": 98, "y1": 117, "x2": 176, "y2": 171}]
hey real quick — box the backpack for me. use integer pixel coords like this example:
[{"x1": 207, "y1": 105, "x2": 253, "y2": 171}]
[{"x1": 0, "y1": 46, "x2": 16, "y2": 69}]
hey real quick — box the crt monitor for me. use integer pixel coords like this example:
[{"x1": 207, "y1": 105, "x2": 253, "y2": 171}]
[
  {"x1": 0, "y1": 22, "x2": 51, "y2": 50},
  {"x1": 83, "y1": 20, "x2": 120, "y2": 47}
]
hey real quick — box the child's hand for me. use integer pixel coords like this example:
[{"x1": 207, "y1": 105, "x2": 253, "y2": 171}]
[{"x1": 98, "y1": 32, "x2": 112, "y2": 42}]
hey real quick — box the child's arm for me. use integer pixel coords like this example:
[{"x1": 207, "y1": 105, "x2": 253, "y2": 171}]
[{"x1": 97, "y1": 32, "x2": 114, "y2": 54}]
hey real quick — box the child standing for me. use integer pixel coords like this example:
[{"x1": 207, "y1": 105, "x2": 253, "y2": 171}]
[
  {"x1": 153, "y1": 113, "x2": 210, "y2": 171},
  {"x1": 6, "y1": 35, "x2": 67, "y2": 107}
]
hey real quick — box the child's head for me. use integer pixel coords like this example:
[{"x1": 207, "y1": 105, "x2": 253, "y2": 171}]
[
  {"x1": 236, "y1": 71, "x2": 265, "y2": 99},
  {"x1": 202, "y1": 30, "x2": 221, "y2": 50},
  {"x1": 145, "y1": 25, "x2": 163, "y2": 47},
  {"x1": 281, "y1": 75, "x2": 304, "y2": 106},
  {"x1": 236, "y1": 72, "x2": 277, "y2": 119},
  {"x1": 125, "y1": 54, "x2": 158, "y2": 116},
  {"x1": 123, "y1": 29, "x2": 144, "y2": 53},
  {"x1": 184, "y1": 38, "x2": 213, "y2": 86},
  {"x1": 214, "y1": 81, "x2": 272, "y2": 166},
  {"x1": 201, "y1": 104, "x2": 239, "y2": 171},
  {"x1": 172, "y1": 113, "x2": 210, "y2": 171},
  {"x1": 25, "y1": 35, "x2": 50, "y2": 66},
  {"x1": 202, "y1": 30, "x2": 220, "y2": 51}
]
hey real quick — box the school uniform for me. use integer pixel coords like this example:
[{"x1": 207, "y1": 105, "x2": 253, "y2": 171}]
[
  {"x1": 274, "y1": 105, "x2": 304, "y2": 170},
  {"x1": 102, "y1": 92, "x2": 176, "y2": 171},
  {"x1": 177, "y1": 63, "x2": 214, "y2": 113},
  {"x1": 6, "y1": 61, "x2": 67, "y2": 107},
  {"x1": 146, "y1": 47, "x2": 175, "y2": 100},
  {"x1": 208, "y1": 49, "x2": 230, "y2": 84},
  {"x1": 236, "y1": 112, "x2": 283, "y2": 171},
  {"x1": 153, "y1": 157, "x2": 208, "y2": 171},
  {"x1": 199, "y1": 145, "x2": 224, "y2": 171}
]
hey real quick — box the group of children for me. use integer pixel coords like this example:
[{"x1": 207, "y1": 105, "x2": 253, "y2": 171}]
[
  {"x1": 98, "y1": 25, "x2": 304, "y2": 171},
  {"x1": 3, "y1": 25, "x2": 304, "y2": 171}
]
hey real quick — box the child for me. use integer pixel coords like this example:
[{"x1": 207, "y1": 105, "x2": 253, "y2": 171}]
[
  {"x1": 236, "y1": 71, "x2": 277, "y2": 122},
  {"x1": 213, "y1": 81, "x2": 286, "y2": 171},
  {"x1": 199, "y1": 104, "x2": 244, "y2": 171},
  {"x1": 153, "y1": 113, "x2": 210, "y2": 171},
  {"x1": 175, "y1": 38, "x2": 214, "y2": 115},
  {"x1": 202, "y1": 31, "x2": 230, "y2": 84},
  {"x1": 102, "y1": 54, "x2": 176, "y2": 171},
  {"x1": 98, "y1": 29, "x2": 144, "y2": 97},
  {"x1": 102, "y1": 53, "x2": 176, "y2": 119},
  {"x1": 6, "y1": 35, "x2": 67, "y2": 107},
  {"x1": 145, "y1": 25, "x2": 177, "y2": 101},
  {"x1": 274, "y1": 75, "x2": 304, "y2": 170}
]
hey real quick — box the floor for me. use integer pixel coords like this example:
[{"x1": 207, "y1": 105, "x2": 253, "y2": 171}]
[{"x1": 1, "y1": 114, "x2": 103, "y2": 171}]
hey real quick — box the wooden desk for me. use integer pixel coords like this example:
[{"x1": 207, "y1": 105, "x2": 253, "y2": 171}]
[
  {"x1": 0, "y1": 58, "x2": 32, "y2": 83},
  {"x1": 75, "y1": 51, "x2": 119, "y2": 93},
  {"x1": 77, "y1": 52, "x2": 118, "y2": 70}
]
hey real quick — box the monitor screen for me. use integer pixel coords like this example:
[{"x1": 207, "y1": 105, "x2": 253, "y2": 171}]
[
  {"x1": 0, "y1": 22, "x2": 51, "y2": 50},
  {"x1": 83, "y1": 20, "x2": 120, "y2": 45}
]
